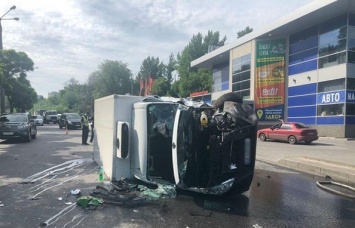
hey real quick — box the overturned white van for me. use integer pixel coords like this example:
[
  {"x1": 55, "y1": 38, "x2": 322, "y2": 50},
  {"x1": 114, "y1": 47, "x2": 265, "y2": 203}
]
[{"x1": 93, "y1": 93, "x2": 258, "y2": 195}]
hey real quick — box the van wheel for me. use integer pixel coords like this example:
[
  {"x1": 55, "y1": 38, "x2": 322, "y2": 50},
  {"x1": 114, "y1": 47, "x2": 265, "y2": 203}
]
[
  {"x1": 288, "y1": 136, "x2": 297, "y2": 144},
  {"x1": 213, "y1": 92, "x2": 243, "y2": 110}
]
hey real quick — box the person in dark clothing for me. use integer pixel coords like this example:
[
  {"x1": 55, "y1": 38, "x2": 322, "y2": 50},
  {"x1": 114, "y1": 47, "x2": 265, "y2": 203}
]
[
  {"x1": 89, "y1": 116, "x2": 94, "y2": 143},
  {"x1": 81, "y1": 112, "x2": 90, "y2": 145}
]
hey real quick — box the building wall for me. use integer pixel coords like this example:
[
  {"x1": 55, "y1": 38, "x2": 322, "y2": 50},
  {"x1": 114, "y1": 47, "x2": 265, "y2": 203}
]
[{"x1": 207, "y1": 12, "x2": 355, "y2": 138}]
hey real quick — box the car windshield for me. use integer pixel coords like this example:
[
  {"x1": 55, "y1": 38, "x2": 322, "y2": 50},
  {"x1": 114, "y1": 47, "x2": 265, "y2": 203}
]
[
  {"x1": 66, "y1": 113, "x2": 81, "y2": 119},
  {"x1": 294, "y1": 123, "x2": 309, "y2": 129},
  {"x1": 0, "y1": 114, "x2": 27, "y2": 122},
  {"x1": 46, "y1": 111, "x2": 57, "y2": 115},
  {"x1": 32, "y1": 115, "x2": 42, "y2": 119}
]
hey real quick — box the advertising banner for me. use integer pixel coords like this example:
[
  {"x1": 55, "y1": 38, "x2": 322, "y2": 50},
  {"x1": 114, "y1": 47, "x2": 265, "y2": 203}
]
[
  {"x1": 255, "y1": 39, "x2": 286, "y2": 121},
  {"x1": 346, "y1": 90, "x2": 355, "y2": 103},
  {"x1": 317, "y1": 90, "x2": 345, "y2": 104}
]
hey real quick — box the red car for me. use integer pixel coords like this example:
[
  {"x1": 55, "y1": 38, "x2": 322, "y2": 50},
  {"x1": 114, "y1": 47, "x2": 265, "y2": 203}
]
[{"x1": 257, "y1": 122, "x2": 318, "y2": 144}]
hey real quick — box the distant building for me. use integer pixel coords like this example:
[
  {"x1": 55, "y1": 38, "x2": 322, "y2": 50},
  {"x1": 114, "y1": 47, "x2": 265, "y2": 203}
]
[{"x1": 191, "y1": 0, "x2": 355, "y2": 138}]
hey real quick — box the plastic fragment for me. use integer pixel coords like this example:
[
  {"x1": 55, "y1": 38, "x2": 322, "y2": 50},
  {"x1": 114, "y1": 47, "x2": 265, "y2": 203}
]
[
  {"x1": 76, "y1": 196, "x2": 104, "y2": 208},
  {"x1": 58, "y1": 197, "x2": 63, "y2": 201},
  {"x1": 71, "y1": 189, "x2": 81, "y2": 195}
]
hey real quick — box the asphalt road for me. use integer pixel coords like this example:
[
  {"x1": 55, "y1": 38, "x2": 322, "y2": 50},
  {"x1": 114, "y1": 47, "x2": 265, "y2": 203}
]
[{"x1": 0, "y1": 124, "x2": 355, "y2": 228}]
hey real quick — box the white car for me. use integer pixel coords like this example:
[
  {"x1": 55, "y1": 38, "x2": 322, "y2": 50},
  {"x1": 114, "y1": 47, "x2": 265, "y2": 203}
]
[{"x1": 32, "y1": 115, "x2": 44, "y2": 126}]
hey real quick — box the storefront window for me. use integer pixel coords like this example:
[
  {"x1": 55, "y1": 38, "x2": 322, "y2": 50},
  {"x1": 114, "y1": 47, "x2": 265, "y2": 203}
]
[
  {"x1": 347, "y1": 78, "x2": 355, "y2": 90},
  {"x1": 346, "y1": 103, "x2": 355, "y2": 115},
  {"x1": 318, "y1": 79, "x2": 345, "y2": 92},
  {"x1": 317, "y1": 104, "x2": 345, "y2": 116},
  {"x1": 348, "y1": 51, "x2": 355, "y2": 64},
  {"x1": 318, "y1": 52, "x2": 346, "y2": 68},
  {"x1": 234, "y1": 90, "x2": 250, "y2": 100},
  {"x1": 319, "y1": 27, "x2": 347, "y2": 46},
  {"x1": 319, "y1": 39, "x2": 346, "y2": 57}
]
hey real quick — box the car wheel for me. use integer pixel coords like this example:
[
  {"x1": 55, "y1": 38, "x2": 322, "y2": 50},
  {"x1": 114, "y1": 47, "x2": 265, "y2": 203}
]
[
  {"x1": 259, "y1": 133, "x2": 266, "y2": 141},
  {"x1": 59, "y1": 124, "x2": 62, "y2": 129},
  {"x1": 24, "y1": 131, "x2": 31, "y2": 142},
  {"x1": 213, "y1": 92, "x2": 243, "y2": 110},
  {"x1": 288, "y1": 136, "x2": 297, "y2": 144},
  {"x1": 31, "y1": 131, "x2": 37, "y2": 139}
]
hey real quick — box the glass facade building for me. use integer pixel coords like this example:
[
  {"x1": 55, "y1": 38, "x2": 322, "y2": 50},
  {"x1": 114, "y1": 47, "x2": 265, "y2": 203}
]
[
  {"x1": 191, "y1": 0, "x2": 355, "y2": 137},
  {"x1": 287, "y1": 13, "x2": 355, "y2": 127}
]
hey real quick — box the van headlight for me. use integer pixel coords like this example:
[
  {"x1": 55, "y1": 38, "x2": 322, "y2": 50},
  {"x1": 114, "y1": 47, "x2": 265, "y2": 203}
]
[{"x1": 244, "y1": 138, "x2": 251, "y2": 165}]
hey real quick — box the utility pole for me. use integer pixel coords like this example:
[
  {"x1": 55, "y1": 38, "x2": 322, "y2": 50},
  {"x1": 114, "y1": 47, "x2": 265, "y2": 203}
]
[{"x1": 0, "y1": 5, "x2": 19, "y2": 114}]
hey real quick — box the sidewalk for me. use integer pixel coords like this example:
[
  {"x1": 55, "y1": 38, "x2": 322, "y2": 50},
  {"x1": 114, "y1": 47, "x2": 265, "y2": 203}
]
[{"x1": 255, "y1": 137, "x2": 355, "y2": 185}]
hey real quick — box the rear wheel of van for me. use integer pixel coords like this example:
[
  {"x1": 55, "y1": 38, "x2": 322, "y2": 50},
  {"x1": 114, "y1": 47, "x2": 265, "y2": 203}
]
[{"x1": 213, "y1": 92, "x2": 243, "y2": 110}]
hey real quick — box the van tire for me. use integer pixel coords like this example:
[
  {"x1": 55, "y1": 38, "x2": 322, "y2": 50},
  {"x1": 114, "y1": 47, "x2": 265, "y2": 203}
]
[{"x1": 213, "y1": 92, "x2": 243, "y2": 110}]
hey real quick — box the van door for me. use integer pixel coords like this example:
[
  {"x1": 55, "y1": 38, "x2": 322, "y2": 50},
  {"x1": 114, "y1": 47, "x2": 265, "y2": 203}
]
[{"x1": 172, "y1": 104, "x2": 192, "y2": 186}]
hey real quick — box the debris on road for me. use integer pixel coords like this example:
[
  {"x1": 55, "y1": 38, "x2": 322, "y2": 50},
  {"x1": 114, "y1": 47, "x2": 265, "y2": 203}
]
[
  {"x1": 138, "y1": 184, "x2": 176, "y2": 200},
  {"x1": 70, "y1": 189, "x2": 81, "y2": 195},
  {"x1": 18, "y1": 181, "x2": 35, "y2": 184},
  {"x1": 58, "y1": 197, "x2": 63, "y2": 201},
  {"x1": 203, "y1": 200, "x2": 234, "y2": 212},
  {"x1": 76, "y1": 196, "x2": 104, "y2": 210}
]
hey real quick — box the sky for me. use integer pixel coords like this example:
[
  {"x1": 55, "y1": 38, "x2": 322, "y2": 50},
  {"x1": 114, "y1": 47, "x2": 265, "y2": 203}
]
[{"x1": 1, "y1": 0, "x2": 313, "y2": 98}]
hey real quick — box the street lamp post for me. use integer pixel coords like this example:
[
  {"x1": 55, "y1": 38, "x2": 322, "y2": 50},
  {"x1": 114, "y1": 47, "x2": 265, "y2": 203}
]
[{"x1": 0, "y1": 5, "x2": 19, "y2": 114}]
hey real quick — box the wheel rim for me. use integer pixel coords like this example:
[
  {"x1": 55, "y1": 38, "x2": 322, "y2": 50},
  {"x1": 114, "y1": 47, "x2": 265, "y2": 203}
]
[
  {"x1": 289, "y1": 136, "x2": 296, "y2": 144},
  {"x1": 260, "y1": 134, "x2": 266, "y2": 141}
]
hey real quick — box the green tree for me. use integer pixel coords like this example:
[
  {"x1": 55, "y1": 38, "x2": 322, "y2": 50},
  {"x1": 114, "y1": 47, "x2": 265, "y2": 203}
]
[
  {"x1": 176, "y1": 31, "x2": 225, "y2": 97},
  {"x1": 152, "y1": 77, "x2": 169, "y2": 96},
  {"x1": 0, "y1": 49, "x2": 35, "y2": 112},
  {"x1": 138, "y1": 56, "x2": 166, "y2": 95},
  {"x1": 7, "y1": 74, "x2": 37, "y2": 112},
  {"x1": 93, "y1": 60, "x2": 132, "y2": 97},
  {"x1": 237, "y1": 26, "x2": 253, "y2": 38}
]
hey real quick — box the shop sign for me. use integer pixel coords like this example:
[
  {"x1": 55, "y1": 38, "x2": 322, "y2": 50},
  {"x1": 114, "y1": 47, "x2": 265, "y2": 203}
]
[
  {"x1": 317, "y1": 90, "x2": 345, "y2": 104},
  {"x1": 190, "y1": 90, "x2": 208, "y2": 97}
]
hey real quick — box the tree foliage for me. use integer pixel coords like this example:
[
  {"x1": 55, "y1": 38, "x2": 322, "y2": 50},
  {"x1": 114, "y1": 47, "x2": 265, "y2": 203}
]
[
  {"x1": 237, "y1": 26, "x2": 253, "y2": 38},
  {"x1": 93, "y1": 60, "x2": 132, "y2": 97},
  {"x1": 0, "y1": 49, "x2": 36, "y2": 112},
  {"x1": 175, "y1": 30, "x2": 226, "y2": 97}
]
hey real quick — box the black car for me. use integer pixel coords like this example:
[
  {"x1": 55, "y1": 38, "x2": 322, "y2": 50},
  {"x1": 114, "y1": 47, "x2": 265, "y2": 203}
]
[
  {"x1": 58, "y1": 113, "x2": 82, "y2": 129},
  {"x1": 0, "y1": 113, "x2": 37, "y2": 142}
]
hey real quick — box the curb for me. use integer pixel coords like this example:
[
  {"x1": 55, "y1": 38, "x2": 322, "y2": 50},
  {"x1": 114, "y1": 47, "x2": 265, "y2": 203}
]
[
  {"x1": 279, "y1": 157, "x2": 355, "y2": 185},
  {"x1": 319, "y1": 137, "x2": 355, "y2": 141}
]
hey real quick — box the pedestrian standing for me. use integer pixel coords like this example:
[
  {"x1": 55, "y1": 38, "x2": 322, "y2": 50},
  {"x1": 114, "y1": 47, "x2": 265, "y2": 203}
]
[
  {"x1": 81, "y1": 112, "x2": 90, "y2": 145},
  {"x1": 89, "y1": 116, "x2": 94, "y2": 143}
]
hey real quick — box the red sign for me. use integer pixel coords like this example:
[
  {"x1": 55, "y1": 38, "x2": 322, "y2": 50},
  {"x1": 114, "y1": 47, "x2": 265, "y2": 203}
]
[{"x1": 190, "y1": 90, "x2": 208, "y2": 97}]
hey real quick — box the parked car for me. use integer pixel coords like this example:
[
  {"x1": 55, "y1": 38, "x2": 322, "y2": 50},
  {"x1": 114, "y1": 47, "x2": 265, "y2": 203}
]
[
  {"x1": 0, "y1": 113, "x2": 37, "y2": 142},
  {"x1": 43, "y1": 110, "x2": 58, "y2": 124},
  {"x1": 58, "y1": 113, "x2": 82, "y2": 129},
  {"x1": 32, "y1": 115, "x2": 44, "y2": 126},
  {"x1": 257, "y1": 122, "x2": 318, "y2": 144}
]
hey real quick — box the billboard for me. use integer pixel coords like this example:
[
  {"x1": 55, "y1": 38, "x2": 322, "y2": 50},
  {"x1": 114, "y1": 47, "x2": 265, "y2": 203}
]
[{"x1": 255, "y1": 39, "x2": 286, "y2": 121}]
